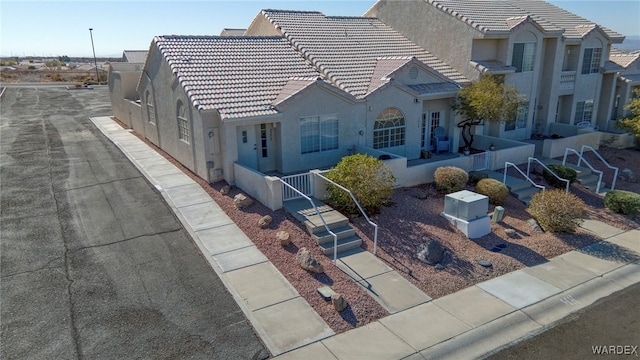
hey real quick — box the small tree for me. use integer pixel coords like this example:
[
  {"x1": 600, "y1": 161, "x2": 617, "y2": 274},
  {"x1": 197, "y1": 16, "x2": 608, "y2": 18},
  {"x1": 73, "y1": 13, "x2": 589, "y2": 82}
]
[
  {"x1": 452, "y1": 74, "x2": 525, "y2": 150},
  {"x1": 616, "y1": 89, "x2": 640, "y2": 144},
  {"x1": 325, "y1": 154, "x2": 395, "y2": 214}
]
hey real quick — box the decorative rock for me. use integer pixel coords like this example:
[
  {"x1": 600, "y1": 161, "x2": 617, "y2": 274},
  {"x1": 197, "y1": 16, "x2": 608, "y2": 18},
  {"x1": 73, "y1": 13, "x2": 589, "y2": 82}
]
[
  {"x1": 331, "y1": 293, "x2": 348, "y2": 312},
  {"x1": 317, "y1": 286, "x2": 336, "y2": 301},
  {"x1": 296, "y1": 247, "x2": 324, "y2": 273},
  {"x1": 258, "y1": 215, "x2": 272, "y2": 229},
  {"x1": 276, "y1": 231, "x2": 291, "y2": 246},
  {"x1": 476, "y1": 259, "x2": 492, "y2": 267},
  {"x1": 435, "y1": 263, "x2": 445, "y2": 270},
  {"x1": 416, "y1": 192, "x2": 429, "y2": 200},
  {"x1": 527, "y1": 218, "x2": 543, "y2": 233},
  {"x1": 621, "y1": 168, "x2": 637, "y2": 183},
  {"x1": 233, "y1": 193, "x2": 254, "y2": 209},
  {"x1": 416, "y1": 239, "x2": 446, "y2": 265},
  {"x1": 504, "y1": 229, "x2": 517, "y2": 238},
  {"x1": 220, "y1": 185, "x2": 231, "y2": 195}
]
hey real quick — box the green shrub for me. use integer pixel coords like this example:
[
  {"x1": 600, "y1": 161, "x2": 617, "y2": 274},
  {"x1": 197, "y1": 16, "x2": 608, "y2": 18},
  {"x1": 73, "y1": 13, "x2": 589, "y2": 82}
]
[
  {"x1": 543, "y1": 164, "x2": 577, "y2": 188},
  {"x1": 475, "y1": 178, "x2": 509, "y2": 205},
  {"x1": 529, "y1": 189, "x2": 585, "y2": 232},
  {"x1": 325, "y1": 154, "x2": 395, "y2": 214},
  {"x1": 604, "y1": 190, "x2": 640, "y2": 215},
  {"x1": 434, "y1": 166, "x2": 468, "y2": 193},
  {"x1": 468, "y1": 171, "x2": 489, "y2": 185}
]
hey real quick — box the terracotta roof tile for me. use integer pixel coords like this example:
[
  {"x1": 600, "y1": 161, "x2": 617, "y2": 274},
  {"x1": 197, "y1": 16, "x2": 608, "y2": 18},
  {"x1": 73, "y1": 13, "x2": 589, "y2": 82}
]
[
  {"x1": 609, "y1": 48, "x2": 640, "y2": 69},
  {"x1": 154, "y1": 35, "x2": 319, "y2": 118}
]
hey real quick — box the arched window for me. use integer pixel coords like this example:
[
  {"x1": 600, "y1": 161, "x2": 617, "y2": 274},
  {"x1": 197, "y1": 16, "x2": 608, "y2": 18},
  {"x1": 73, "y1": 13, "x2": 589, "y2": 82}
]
[
  {"x1": 177, "y1": 100, "x2": 189, "y2": 143},
  {"x1": 373, "y1": 108, "x2": 405, "y2": 149},
  {"x1": 145, "y1": 90, "x2": 156, "y2": 124}
]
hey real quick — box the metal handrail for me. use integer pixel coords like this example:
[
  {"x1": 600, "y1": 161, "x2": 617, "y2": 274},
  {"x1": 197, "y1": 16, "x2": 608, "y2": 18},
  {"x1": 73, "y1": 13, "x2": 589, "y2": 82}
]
[
  {"x1": 527, "y1": 157, "x2": 570, "y2": 194},
  {"x1": 315, "y1": 173, "x2": 380, "y2": 256},
  {"x1": 580, "y1": 145, "x2": 618, "y2": 191},
  {"x1": 504, "y1": 162, "x2": 546, "y2": 191},
  {"x1": 563, "y1": 148, "x2": 604, "y2": 193},
  {"x1": 279, "y1": 179, "x2": 339, "y2": 265}
]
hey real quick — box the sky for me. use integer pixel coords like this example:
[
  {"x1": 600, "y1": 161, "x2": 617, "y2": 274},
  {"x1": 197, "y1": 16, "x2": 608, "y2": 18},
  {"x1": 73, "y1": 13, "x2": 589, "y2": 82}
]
[{"x1": 1, "y1": 0, "x2": 639, "y2": 58}]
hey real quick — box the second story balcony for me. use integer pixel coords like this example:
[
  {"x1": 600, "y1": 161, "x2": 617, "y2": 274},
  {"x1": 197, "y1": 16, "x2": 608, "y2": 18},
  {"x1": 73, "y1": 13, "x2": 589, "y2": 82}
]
[{"x1": 558, "y1": 70, "x2": 576, "y2": 95}]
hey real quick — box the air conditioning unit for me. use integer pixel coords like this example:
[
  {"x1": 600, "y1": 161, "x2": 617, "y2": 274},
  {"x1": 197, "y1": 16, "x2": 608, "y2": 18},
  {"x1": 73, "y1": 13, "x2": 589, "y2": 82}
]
[{"x1": 444, "y1": 190, "x2": 488, "y2": 221}]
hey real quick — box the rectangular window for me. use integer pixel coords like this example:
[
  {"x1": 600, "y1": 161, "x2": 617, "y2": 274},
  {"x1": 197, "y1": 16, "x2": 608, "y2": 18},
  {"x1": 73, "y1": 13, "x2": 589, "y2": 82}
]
[
  {"x1": 512, "y1": 42, "x2": 536, "y2": 72},
  {"x1": 260, "y1": 124, "x2": 268, "y2": 158},
  {"x1": 574, "y1": 100, "x2": 594, "y2": 124},
  {"x1": 300, "y1": 114, "x2": 339, "y2": 154},
  {"x1": 178, "y1": 116, "x2": 189, "y2": 142},
  {"x1": 421, "y1": 114, "x2": 427, "y2": 149},
  {"x1": 581, "y1": 48, "x2": 602, "y2": 74},
  {"x1": 505, "y1": 103, "x2": 528, "y2": 131}
]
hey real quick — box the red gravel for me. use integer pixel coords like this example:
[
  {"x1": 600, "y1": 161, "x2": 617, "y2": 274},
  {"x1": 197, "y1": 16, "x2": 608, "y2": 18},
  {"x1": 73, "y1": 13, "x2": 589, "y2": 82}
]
[{"x1": 112, "y1": 118, "x2": 639, "y2": 334}]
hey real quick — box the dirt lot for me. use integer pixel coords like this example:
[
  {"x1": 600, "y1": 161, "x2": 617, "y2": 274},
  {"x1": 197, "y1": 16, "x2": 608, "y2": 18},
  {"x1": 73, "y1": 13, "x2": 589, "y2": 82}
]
[
  {"x1": 0, "y1": 68, "x2": 99, "y2": 83},
  {"x1": 118, "y1": 117, "x2": 639, "y2": 334}
]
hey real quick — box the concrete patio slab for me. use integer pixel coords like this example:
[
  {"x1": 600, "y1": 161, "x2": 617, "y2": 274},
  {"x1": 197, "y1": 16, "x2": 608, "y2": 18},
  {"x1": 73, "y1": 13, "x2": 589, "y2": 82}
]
[
  {"x1": 419, "y1": 310, "x2": 542, "y2": 360},
  {"x1": 432, "y1": 286, "x2": 516, "y2": 328},
  {"x1": 213, "y1": 245, "x2": 268, "y2": 272},
  {"x1": 380, "y1": 302, "x2": 472, "y2": 351},
  {"x1": 152, "y1": 172, "x2": 196, "y2": 189},
  {"x1": 321, "y1": 321, "x2": 417, "y2": 360},
  {"x1": 196, "y1": 223, "x2": 253, "y2": 255},
  {"x1": 357, "y1": 271, "x2": 432, "y2": 314},
  {"x1": 522, "y1": 257, "x2": 599, "y2": 290},
  {"x1": 564, "y1": 245, "x2": 631, "y2": 273},
  {"x1": 179, "y1": 201, "x2": 232, "y2": 231},
  {"x1": 580, "y1": 219, "x2": 625, "y2": 238},
  {"x1": 163, "y1": 183, "x2": 212, "y2": 208},
  {"x1": 477, "y1": 270, "x2": 562, "y2": 309},
  {"x1": 606, "y1": 229, "x2": 640, "y2": 254},
  {"x1": 603, "y1": 263, "x2": 640, "y2": 288},
  {"x1": 225, "y1": 262, "x2": 299, "y2": 311},
  {"x1": 337, "y1": 248, "x2": 393, "y2": 282},
  {"x1": 273, "y1": 340, "x2": 338, "y2": 360},
  {"x1": 521, "y1": 275, "x2": 624, "y2": 326},
  {"x1": 252, "y1": 297, "x2": 334, "y2": 357}
]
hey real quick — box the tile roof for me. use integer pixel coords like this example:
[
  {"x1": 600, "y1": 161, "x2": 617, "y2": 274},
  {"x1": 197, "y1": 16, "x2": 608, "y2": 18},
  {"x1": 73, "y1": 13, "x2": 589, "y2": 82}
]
[
  {"x1": 609, "y1": 48, "x2": 640, "y2": 69},
  {"x1": 258, "y1": 10, "x2": 467, "y2": 98},
  {"x1": 426, "y1": 0, "x2": 624, "y2": 40},
  {"x1": 219, "y1": 28, "x2": 247, "y2": 37},
  {"x1": 154, "y1": 35, "x2": 320, "y2": 118},
  {"x1": 122, "y1": 50, "x2": 148, "y2": 63}
]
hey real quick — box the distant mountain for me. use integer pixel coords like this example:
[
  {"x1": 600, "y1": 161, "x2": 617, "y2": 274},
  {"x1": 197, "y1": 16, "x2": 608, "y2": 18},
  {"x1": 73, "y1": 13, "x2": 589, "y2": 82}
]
[{"x1": 615, "y1": 35, "x2": 640, "y2": 52}]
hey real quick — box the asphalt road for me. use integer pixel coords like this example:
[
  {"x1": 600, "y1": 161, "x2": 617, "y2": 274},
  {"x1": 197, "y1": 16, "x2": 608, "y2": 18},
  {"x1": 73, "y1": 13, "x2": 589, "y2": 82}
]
[
  {"x1": 0, "y1": 85, "x2": 269, "y2": 359},
  {"x1": 488, "y1": 281, "x2": 640, "y2": 360}
]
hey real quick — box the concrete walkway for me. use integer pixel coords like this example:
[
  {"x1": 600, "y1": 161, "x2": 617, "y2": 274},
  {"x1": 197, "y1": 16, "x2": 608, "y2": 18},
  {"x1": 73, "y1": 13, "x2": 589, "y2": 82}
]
[{"x1": 92, "y1": 116, "x2": 640, "y2": 359}]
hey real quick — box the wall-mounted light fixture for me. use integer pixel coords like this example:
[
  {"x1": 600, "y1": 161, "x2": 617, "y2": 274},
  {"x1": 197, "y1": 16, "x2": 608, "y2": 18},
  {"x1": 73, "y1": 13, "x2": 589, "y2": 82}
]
[
  {"x1": 359, "y1": 130, "x2": 364, "y2": 136},
  {"x1": 208, "y1": 130, "x2": 215, "y2": 138}
]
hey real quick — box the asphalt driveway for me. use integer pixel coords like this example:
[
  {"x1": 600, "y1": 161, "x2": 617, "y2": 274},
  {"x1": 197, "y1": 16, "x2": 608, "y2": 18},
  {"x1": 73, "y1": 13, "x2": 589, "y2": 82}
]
[{"x1": 0, "y1": 85, "x2": 268, "y2": 359}]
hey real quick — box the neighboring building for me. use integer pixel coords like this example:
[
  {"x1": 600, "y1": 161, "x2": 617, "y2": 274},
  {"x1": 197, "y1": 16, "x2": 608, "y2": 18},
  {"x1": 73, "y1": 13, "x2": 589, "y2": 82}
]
[
  {"x1": 609, "y1": 49, "x2": 640, "y2": 124},
  {"x1": 122, "y1": 50, "x2": 148, "y2": 63},
  {"x1": 108, "y1": 50, "x2": 148, "y2": 128},
  {"x1": 134, "y1": 10, "x2": 467, "y2": 186},
  {"x1": 219, "y1": 28, "x2": 247, "y2": 36},
  {"x1": 365, "y1": 0, "x2": 625, "y2": 139}
]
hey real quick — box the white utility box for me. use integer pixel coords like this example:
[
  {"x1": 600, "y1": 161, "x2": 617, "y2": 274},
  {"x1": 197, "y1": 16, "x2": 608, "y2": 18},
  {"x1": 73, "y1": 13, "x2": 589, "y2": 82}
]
[
  {"x1": 443, "y1": 190, "x2": 489, "y2": 221},
  {"x1": 441, "y1": 190, "x2": 491, "y2": 239}
]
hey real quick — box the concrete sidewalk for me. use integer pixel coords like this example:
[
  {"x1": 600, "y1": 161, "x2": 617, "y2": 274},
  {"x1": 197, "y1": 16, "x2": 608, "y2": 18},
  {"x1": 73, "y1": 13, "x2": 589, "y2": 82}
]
[{"x1": 92, "y1": 116, "x2": 640, "y2": 359}]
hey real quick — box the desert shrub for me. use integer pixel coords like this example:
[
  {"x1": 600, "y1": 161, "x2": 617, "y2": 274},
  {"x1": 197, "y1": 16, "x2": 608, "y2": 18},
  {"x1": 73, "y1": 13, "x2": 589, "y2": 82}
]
[
  {"x1": 468, "y1": 171, "x2": 488, "y2": 185},
  {"x1": 325, "y1": 154, "x2": 395, "y2": 214},
  {"x1": 604, "y1": 190, "x2": 640, "y2": 215},
  {"x1": 529, "y1": 189, "x2": 585, "y2": 232},
  {"x1": 434, "y1": 166, "x2": 468, "y2": 193},
  {"x1": 475, "y1": 178, "x2": 509, "y2": 205},
  {"x1": 543, "y1": 164, "x2": 577, "y2": 188}
]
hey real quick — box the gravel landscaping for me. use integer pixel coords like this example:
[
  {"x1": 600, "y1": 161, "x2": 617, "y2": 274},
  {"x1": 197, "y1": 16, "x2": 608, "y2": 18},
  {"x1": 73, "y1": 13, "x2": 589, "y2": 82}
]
[{"x1": 118, "y1": 118, "x2": 639, "y2": 334}]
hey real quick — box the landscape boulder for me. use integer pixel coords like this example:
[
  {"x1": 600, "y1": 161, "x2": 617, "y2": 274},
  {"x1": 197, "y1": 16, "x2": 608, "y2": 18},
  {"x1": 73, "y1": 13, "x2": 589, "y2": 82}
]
[
  {"x1": 220, "y1": 185, "x2": 231, "y2": 195},
  {"x1": 233, "y1": 193, "x2": 254, "y2": 209},
  {"x1": 276, "y1": 231, "x2": 291, "y2": 246},
  {"x1": 504, "y1": 229, "x2": 518, "y2": 238},
  {"x1": 621, "y1": 168, "x2": 637, "y2": 183},
  {"x1": 258, "y1": 215, "x2": 272, "y2": 229},
  {"x1": 416, "y1": 239, "x2": 446, "y2": 265},
  {"x1": 296, "y1": 247, "x2": 324, "y2": 273},
  {"x1": 331, "y1": 293, "x2": 348, "y2": 312}
]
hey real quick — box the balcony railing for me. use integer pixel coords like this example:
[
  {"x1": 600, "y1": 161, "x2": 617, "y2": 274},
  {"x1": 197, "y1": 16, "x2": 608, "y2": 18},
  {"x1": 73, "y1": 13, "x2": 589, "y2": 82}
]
[{"x1": 559, "y1": 71, "x2": 576, "y2": 92}]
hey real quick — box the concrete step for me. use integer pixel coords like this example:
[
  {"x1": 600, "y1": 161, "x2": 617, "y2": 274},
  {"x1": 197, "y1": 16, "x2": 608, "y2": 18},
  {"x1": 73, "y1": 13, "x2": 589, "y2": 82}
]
[
  {"x1": 512, "y1": 186, "x2": 542, "y2": 200},
  {"x1": 313, "y1": 225, "x2": 357, "y2": 245},
  {"x1": 318, "y1": 236, "x2": 362, "y2": 256},
  {"x1": 303, "y1": 211, "x2": 350, "y2": 235},
  {"x1": 520, "y1": 196, "x2": 533, "y2": 207},
  {"x1": 541, "y1": 159, "x2": 592, "y2": 178}
]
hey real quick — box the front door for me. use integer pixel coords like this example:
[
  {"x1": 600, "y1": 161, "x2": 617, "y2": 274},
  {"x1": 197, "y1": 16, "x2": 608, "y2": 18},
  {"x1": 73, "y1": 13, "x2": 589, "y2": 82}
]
[
  {"x1": 422, "y1": 111, "x2": 442, "y2": 150},
  {"x1": 237, "y1": 125, "x2": 258, "y2": 169}
]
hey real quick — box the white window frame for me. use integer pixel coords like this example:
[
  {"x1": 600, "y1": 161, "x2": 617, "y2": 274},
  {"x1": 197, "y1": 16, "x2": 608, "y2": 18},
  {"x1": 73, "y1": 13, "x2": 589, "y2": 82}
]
[
  {"x1": 177, "y1": 101, "x2": 190, "y2": 143},
  {"x1": 300, "y1": 114, "x2": 339, "y2": 154},
  {"x1": 581, "y1": 48, "x2": 602, "y2": 74},
  {"x1": 512, "y1": 42, "x2": 536, "y2": 73},
  {"x1": 146, "y1": 90, "x2": 156, "y2": 124},
  {"x1": 373, "y1": 108, "x2": 405, "y2": 149},
  {"x1": 574, "y1": 100, "x2": 594, "y2": 125},
  {"x1": 505, "y1": 103, "x2": 528, "y2": 131}
]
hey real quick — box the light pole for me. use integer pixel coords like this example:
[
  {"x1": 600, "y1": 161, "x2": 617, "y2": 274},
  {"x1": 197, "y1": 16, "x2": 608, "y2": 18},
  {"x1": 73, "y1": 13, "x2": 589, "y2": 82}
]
[{"x1": 89, "y1": 28, "x2": 100, "y2": 84}]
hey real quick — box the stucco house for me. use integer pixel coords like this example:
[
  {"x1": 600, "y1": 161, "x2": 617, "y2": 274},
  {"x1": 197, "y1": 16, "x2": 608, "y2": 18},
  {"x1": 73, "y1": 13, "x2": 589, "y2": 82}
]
[
  {"x1": 108, "y1": 50, "x2": 148, "y2": 128},
  {"x1": 365, "y1": 0, "x2": 626, "y2": 139},
  {"x1": 609, "y1": 49, "x2": 640, "y2": 122}
]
